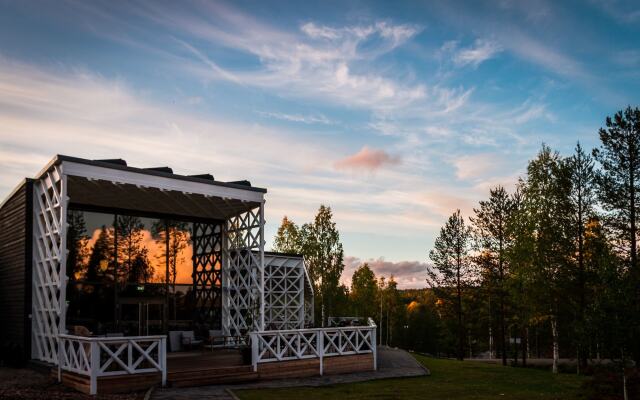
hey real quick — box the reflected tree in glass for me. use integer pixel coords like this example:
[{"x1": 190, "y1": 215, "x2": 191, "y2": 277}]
[
  {"x1": 152, "y1": 220, "x2": 191, "y2": 320},
  {"x1": 116, "y1": 215, "x2": 153, "y2": 285}
]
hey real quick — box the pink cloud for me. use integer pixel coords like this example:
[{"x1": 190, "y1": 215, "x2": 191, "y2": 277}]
[
  {"x1": 334, "y1": 146, "x2": 400, "y2": 171},
  {"x1": 342, "y1": 256, "x2": 429, "y2": 289}
]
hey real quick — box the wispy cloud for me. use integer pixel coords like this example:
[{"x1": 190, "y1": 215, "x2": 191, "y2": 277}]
[
  {"x1": 452, "y1": 153, "x2": 503, "y2": 181},
  {"x1": 256, "y1": 111, "x2": 334, "y2": 125},
  {"x1": 0, "y1": 58, "x2": 482, "y2": 267},
  {"x1": 451, "y1": 39, "x2": 503, "y2": 68},
  {"x1": 334, "y1": 146, "x2": 401, "y2": 172}
]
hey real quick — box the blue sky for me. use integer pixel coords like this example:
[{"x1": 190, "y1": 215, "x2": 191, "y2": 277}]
[{"x1": 0, "y1": 0, "x2": 639, "y2": 288}]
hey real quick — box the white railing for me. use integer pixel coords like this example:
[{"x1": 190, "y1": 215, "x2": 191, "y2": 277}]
[
  {"x1": 58, "y1": 334, "x2": 167, "y2": 395},
  {"x1": 250, "y1": 318, "x2": 377, "y2": 375}
]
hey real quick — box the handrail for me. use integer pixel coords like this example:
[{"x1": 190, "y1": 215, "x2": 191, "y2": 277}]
[
  {"x1": 57, "y1": 334, "x2": 167, "y2": 395},
  {"x1": 255, "y1": 317, "x2": 377, "y2": 335},
  {"x1": 58, "y1": 334, "x2": 166, "y2": 342},
  {"x1": 250, "y1": 319, "x2": 377, "y2": 375}
]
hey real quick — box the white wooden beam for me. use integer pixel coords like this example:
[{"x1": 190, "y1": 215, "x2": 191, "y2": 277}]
[{"x1": 61, "y1": 161, "x2": 264, "y2": 203}]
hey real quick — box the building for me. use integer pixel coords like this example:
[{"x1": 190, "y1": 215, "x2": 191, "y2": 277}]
[{"x1": 0, "y1": 155, "x2": 376, "y2": 394}]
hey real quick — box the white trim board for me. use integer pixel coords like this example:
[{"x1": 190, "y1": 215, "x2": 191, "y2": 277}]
[{"x1": 62, "y1": 161, "x2": 265, "y2": 203}]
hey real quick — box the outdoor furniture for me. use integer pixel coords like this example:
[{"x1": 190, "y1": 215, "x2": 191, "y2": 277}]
[
  {"x1": 203, "y1": 330, "x2": 240, "y2": 351},
  {"x1": 181, "y1": 331, "x2": 203, "y2": 350},
  {"x1": 71, "y1": 325, "x2": 93, "y2": 336}
]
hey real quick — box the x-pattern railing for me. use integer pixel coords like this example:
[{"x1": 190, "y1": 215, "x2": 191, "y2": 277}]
[
  {"x1": 251, "y1": 318, "x2": 377, "y2": 375},
  {"x1": 58, "y1": 335, "x2": 167, "y2": 395}
]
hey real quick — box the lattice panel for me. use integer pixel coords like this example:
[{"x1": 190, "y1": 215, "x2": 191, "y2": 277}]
[
  {"x1": 223, "y1": 206, "x2": 264, "y2": 337},
  {"x1": 32, "y1": 164, "x2": 68, "y2": 363},
  {"x1": 264, "y1": 255, "x2": 305, "y2": 330},
  {"x1": 192, "y1": 222, "x2": 223, "y2": 328}
]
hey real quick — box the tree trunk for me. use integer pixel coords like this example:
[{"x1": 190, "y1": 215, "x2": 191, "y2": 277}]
[
  {"x1": 629, "y1": 142, "x2": 639, "y2": 364},
  {"x1": 521, "y1": 326, "x2": 527, "y2": 367},
  {"x1": 551, "y1": 315, "x2": 559, "y2": 374},
  {"x1": 499, "y1": 235, "x2": 507, "y2": 367},
  {"x1": 577, "y1": 194, "x2": 587, "y2": 371},
  {"x1": 457, "y1": 285, "x2": 464, "y2": 360}
]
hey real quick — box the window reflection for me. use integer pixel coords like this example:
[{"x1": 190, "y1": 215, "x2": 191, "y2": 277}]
[
  {"x1": 66, "y1": 210, "x2": 116, "y2": 334},
  {"x1": 116, "y1": 215, "x2": 165, "y2": 287},
  {"x1": 66, "y1": 210, "x2": 223, "y2": 336}
]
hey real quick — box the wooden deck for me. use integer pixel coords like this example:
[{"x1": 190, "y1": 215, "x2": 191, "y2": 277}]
[
  {"x1": 57, "y1": 349, "x2": 258, "y2": 394},
  {"x1": 57, "y1": 349, "x2": 374, "y2": 394}
]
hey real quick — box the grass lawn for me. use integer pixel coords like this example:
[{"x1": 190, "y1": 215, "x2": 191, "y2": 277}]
[{"x1": 235, "y1": 354, "x2": 587, "y2": 400}]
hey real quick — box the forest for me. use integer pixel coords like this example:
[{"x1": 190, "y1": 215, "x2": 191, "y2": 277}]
[{"x1": 272, "y1": 107, "x2": 640, "y2": 380}]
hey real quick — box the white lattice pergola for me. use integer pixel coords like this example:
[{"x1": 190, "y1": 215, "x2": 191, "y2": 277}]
[
  {"x1": 30, "y1": 156, "x2": 267, "y2": 363},
  {"x1": 223, "y1": 208, "x2": 265, "y2": 337},
  {"x1": 32, "y1": 164, "x2": 67, "y2": 363},
  {"x1": 263, "y1": 254, "x2": 314, "y2": 330}
]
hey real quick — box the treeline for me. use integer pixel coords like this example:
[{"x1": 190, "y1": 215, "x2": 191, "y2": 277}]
[
  {"x1": 428, "y1": 107, "x2": 640, "y2": 375},
  {"x1": 273, "y1": 107, "x2": 640, "y2": 378}
]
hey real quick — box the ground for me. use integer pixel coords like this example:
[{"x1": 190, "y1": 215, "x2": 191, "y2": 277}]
[
  {"x1": 0, "y1": 367, "x2": 144, "y2": 400},
  {"x1": 235, "y1": 354, "x2": 587, "y2": 400}
]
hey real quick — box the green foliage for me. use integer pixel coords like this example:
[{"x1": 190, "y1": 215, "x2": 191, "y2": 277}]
[
  {"x1": 350, "y1": 263, "x2": 377, "y2": 318},
  {"x1": 296, "y1": 205, "x2": 345, "y2": 324},
  {"x1": 592, "y1": 106, "x2": 640, "y2": 267},
  {"x1": 272, "y1": 216, "x2": 301, "y2": 254},
  {"x1": 428, "y1": 209, "x2": 474, "y2": 360},
  {"x1": 471, "y1": 185, "x2": 515, "y2": 364}
]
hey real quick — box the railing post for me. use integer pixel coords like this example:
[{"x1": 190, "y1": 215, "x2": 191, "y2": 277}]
[
  {"x1": 127, "y1": 339, "x2": 133, "y2": 373},
  {"x1": 89, "y1": 341, "x2": 99, "y2": 395},
  {"x1": 251, "y1": 332, "x2": 259, "y2": 372},
  {"x1": 160, "y1": 337, "x2": 167, "y2": 387},
  {"x1": 318, "y1": 330, "x2": 324, "y2": 376},
  {"x1": 371, "y1": 326, "x2": 377, "y2": 371},
  {"x1": 57, "y1": 336, "x2": 62, "y2": 382}
]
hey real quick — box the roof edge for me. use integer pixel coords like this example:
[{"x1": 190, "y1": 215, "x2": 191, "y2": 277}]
[
  {"x1": 0, "y1": 178, "x2": 33, "y2": 210},
  {"x1": 41, "y1": 155, "x2": 267, "y2": 194}
]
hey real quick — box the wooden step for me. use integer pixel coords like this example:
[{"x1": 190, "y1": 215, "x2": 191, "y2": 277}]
[
  {"x1": 168, "y1": 370, "x2": 259, "y2": 387},
  {"x1": 168, "y1": 365, "x2": 253, "y2": 380}
]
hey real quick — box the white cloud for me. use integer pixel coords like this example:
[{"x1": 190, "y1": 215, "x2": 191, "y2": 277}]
[
  {"x1": 452, "y1": 39, "x2": 503, "y2": 68},
  {"x1": 256, "y1": 111, "x2": 333, "y2": 125},
  {"x1": 0, "y1": 57, "x2": 488, "y2": 266}
]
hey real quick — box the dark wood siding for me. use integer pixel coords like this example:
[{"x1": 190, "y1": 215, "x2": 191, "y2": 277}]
[{"x1": 0, "y1": 180, "x2": 32, "y2": 363}]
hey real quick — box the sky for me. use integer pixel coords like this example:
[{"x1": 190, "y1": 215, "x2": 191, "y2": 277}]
[{"x1": 1, "y1": 0, "x2": 639, "y2": 289}]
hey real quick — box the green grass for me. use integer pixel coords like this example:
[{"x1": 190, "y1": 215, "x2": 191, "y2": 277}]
[{"x1": 235, "y1": 354, "x2": 587, "y2": 400}]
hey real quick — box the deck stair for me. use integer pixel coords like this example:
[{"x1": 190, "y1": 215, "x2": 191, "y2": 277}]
[{"x1": 166, "y1": 349, "x2": 258, "y2": 388}]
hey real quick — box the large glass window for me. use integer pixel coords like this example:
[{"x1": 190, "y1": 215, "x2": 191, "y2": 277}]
[
  {"x1": 65, "y1": 209, "x2": 220, "y2": 337},
  {"x1": 66, "y1": 210, "x2": 117, "y2": 334}
]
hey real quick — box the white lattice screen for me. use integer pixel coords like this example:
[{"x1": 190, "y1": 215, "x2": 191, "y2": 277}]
[
  {"x1": 264, "y1": 255, "x2": 306, "y2": 330},
  {"x1": 222, "y1": 205, "x2": 265, "y2": 337},
  {"x1": 32, "y1": 164, "x2": 68, "y2": 362}
]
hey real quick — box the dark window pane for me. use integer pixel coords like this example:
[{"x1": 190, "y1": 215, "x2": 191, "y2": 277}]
[{"x1": 66, "y1": 210, "x2": 116, "y2": 334}]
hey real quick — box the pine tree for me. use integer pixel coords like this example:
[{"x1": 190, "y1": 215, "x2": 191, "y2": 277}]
[
  {"x1": 567, "y1": 142, "x2": 596, "y2": 371},
  {"x1": 592, "y1": 106, "x2": 640, "y2": 362},
  {"x1": 428, "y1": 209, "x2": 474, "y2": 360},
  {"x1": 471, "y1": 186, "x2": 514, "y2": 366}
]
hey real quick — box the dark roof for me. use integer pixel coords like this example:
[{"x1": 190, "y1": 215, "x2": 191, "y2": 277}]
[{"x1": 47, "y1": 155, "x2": 266, "y2": 193}]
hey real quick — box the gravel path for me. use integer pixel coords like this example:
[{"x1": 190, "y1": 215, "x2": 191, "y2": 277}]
[{"x1": 151, "y1": 346, "x2": 428, "y2": 400}]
